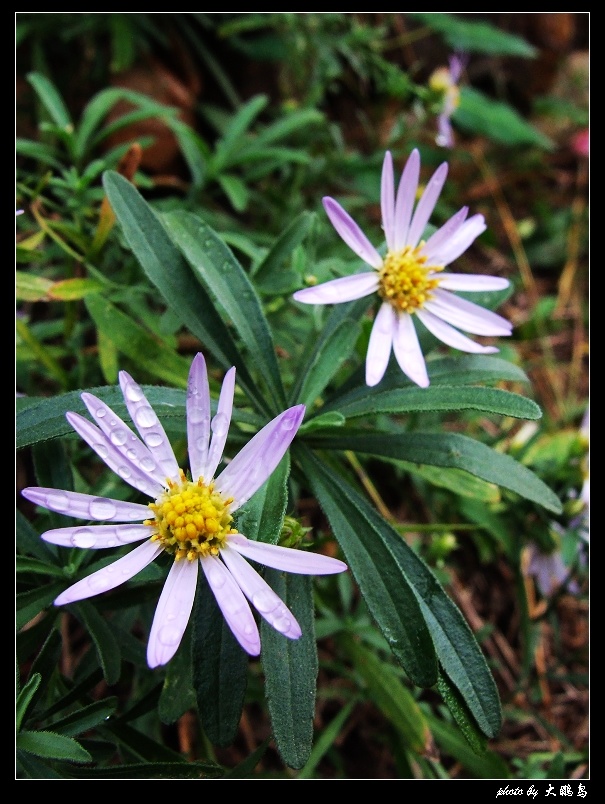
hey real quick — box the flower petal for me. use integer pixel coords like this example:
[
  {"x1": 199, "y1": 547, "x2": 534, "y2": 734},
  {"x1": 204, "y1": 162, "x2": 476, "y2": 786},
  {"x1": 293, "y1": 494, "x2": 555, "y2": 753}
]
[
  {"x1": 119, "y1": 371, "x2": 180, "y2": 483},
  {"x1": 407, "y1": 161, "x2": 448, "y2": 248},
  {"x1": 54, "y1": 539, "x2": 162, "y2": 606},
  {"x1": 220, "y1": 545, "x2": 302, "y2": 640},
  {"x1": 322, "y1": 197, "x2": 383, "y2": 269},
  {"x1": 227, "y1": 533, "x2": 348, "y2": 575},
  {"x1": 365, "y1": 302, "x2": 396, "y2": 387},
  {"x1": 81, "y1": 392, "x2": 167, "y2": 488},
  {"x1": 436, "y1": 273, "x2": 510, "y2": 292},
  {"x1": 394, "y1": 148, "x2": 421, "y2": 250},
  {"x1": 421, "y1": 206, "x2": 468, "y2": 260},
  {"x1": 205, "y1": 366, "x2": 236, "y2": 481},
  {"x1": 417, "y1": 308, "x2": 499, "y2": 354},
  {"x1": 427, "y1": 288, "x2": 513, "y2": 336},
  {"x1": 147, "y1": 558, "x2": 198, "y2": 668},
  {"x1": 42, "y1": 523, "x2": 153, "y2": 549},
  {"x1": 293, "y1": 272, "x2": 379, "y2": 305},
  {"x1": 66, "y1": 412, "x2": 163, "y2": 498},
  {"x1": 381, "y1": 150, "x2": 396, "y2": 251},
  {"x1": 186, "y1": 352, "x2": 211, "y2": 483},
  {"x1": 429, "y1": 214, "x2": 486, "y2": 265},
  {"x1": 215, "y1": 405, "x2": 305, "y2": 509},
  {"x1": 392, "y1": 312, "x2": 429, "y2": 388},
  {"x1": 200, "y1": 554, "x2": 260, "y2": 655},
  {"x1": 21, "y1": 487, "x2": 151, "y2": 521}
]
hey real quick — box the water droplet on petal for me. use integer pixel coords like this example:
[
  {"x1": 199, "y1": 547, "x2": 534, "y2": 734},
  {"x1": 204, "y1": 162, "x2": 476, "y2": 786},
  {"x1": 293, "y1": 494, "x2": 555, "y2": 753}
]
[
  {"x1": 118, "y1": 465, "x2": 132, "y2": 479},
  {"x1": 158, "y1": 624, "x2": 182, "y2": 646},
  {"x1": 88, "y1": 573, "x2": 112, "y2": 593},
  {"x1": 145, "y1": 432, "x2": 163, "y2": 448},
  {"x1": 140, "y1": 456, "x2": 156, "y2": 472},
  {"x1": 72, "y1": 528, "x2": 96, "y2": 548},
  {"x1": 110, "y1": 429, "x2": 128, "y2": 446},
  {"x1": 188, "y1": 407, "x2": 208, "y2": 425},
  {"x1": 48, "y1": 492, "x2": 68, "y2": 510},
  {"x1": 124, "y1": 381, "x2": 144, "y2": 402},
  {"x1": 96, "y1": 408, "x2": 106, "y2": 419},
  {"x1": 89, "y1": 498, "x2": 117, "y2": 520},
  {"x1": 281, "y1": 413, "x2": 296, "y2": 431},
  {"x1": 135, "y1": 406, "x2": 157, "y2": 428},
  {"x1": 211, "y1": 412, "x2": 229, "y2": 437},
  {"x1": 252, "y1": 589, "x2": 277, "y2": 614},
  {"x1": 95, "y1": 443, "x2": 109, "y2": 459}
]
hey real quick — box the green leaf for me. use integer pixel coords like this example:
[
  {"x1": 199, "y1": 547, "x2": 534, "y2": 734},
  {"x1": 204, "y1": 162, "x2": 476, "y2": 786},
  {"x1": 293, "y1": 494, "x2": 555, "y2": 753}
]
[
  {"x1": 216, "y1": 173, "x2": 249, "y2": 212},
  {"x1": 45, "y1": 698, "x2": 119, "y2": 737},
  {"x1": 408, "y1": 13, "x2": 537, "y2": 57},
  {"x1": 211, "y1": 94, "x2": 268, "y2": 172},
  {"x1": 297, "y1": 447, "x2": 502, "y2": 737},
  {"x1": 295, "y1": 446, "x2": 438, "y2": 688},
  {"x1": 161, "y1": 209, "x2": 286, "y2": 411},
  {"x1": 102, "y1": 171, "x2": 265, "y2": 414},
  {"x1": 16, "y1": 557, "x2": 68, "y2": 578},
  {"x1": 339, "y1": 634, "x2": 429, "y2": 753},
  {"x1": 17, "y1": 730, "x2": 92, "y2": 763},
  {"x1": 436, "y1": 670, "x2": 488, "y2": 757},
  {"x1": 402, "y1": 462, "x2": 500, "y2": 503},
  {"x1": 322, "y1": 384, "x2": 541, "y2": 421},
  {"x1": 84, "y1": 294, "x2": 192, "y2": 387},
  {"x1": 308, "y1": 430, "x2": 562, "y2": 514},
  {"x1": 262, "y1": 572, "x2": 317, "y2": 770},
  {"x1": 70, "y1": 601, "x2": 122, "y2": 686},
  {"x1": 48, "y1": 278, "x2": 105, "y2": 301},
  {"x1": 424, "y1": 714, "x2": 510, "y2": 778},
  {"x1": 456, "y1": 87, "x2": 554, "y2": 149},
  {"x1": 191, "y1": 576, "x2": 249, "y2": 747},
  {"x1": 235, "y1": 454, "x2": 290, "y2": 545},
  {"x1": 158, "y1": 629, "x2": 196, "y2": 725},
  {"x1": 16, "y1": 583, "x2": 65, "y2": 632},
  {"x1": 16, "y1": 674, "x2": 42, "y2": 732},
  {"x1": 252, "y1": 211, "x2": 314, "y2": 292},
  {"x1": 15, "y1": 272, "x2": 54, "y2": 302},
  {"x1": 27, "y1": 72, "x2": 73, "y2": 129},
  {"x1": 296, "y1": 699, "x2": 357, "y2": 779}
]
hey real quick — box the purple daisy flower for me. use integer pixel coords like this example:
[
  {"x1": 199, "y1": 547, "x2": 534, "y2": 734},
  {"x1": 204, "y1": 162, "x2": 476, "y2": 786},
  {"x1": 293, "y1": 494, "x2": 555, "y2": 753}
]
[
  {"x1": 293, "y1": 150, "x2": 512, "y2": 388},
  {"x1": 22, "y1": 353, "x2": 347, "y2": 667}
]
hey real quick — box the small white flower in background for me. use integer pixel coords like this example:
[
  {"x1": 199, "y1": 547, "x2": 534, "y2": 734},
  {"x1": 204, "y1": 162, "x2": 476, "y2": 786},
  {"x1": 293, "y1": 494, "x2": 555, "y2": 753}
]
[
  {"x1": 22, "y1": 353, "x2": 347, "y2": 667},
  {"x1": 293, "y1": 149, "x2": 512, "y2": 388}
]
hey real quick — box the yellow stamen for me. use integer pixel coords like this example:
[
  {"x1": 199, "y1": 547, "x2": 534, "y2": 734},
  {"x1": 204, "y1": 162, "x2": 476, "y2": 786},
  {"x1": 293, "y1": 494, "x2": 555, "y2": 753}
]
[
  {"x1": 378, "y1": 244, "x2": 443, "y2": 314},
  {"x1": 148, "y1": 470, "x2": 236, "y2": 560}
]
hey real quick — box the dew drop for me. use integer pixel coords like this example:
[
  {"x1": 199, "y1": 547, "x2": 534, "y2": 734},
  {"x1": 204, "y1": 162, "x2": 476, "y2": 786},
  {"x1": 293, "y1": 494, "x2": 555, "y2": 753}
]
[
  {"x1": 140, "y1": 456, "x2": 156, "y2": 472},
  {"x1": 124, "y1": 381, "x2": 144, "y2": 402},
  {"x1": 134, "y1": 406, "x2": 157, "y2": 428},
  {"x1": 95, "y1": 443, "x2": 109, "y2": 459},
  {"x1": 158, "y1": 624, "x2": 182, "y2": 646},
  {"x1": 117, "y1": 465, "x2": 132, "y2": 479},
  {"x1": 107, "y1": 539, "x2": 117, "y2": 548},
  {"x1": 110, "y1": 428, "x2": 128, "y2": 446},
  {"x1": 211, "y1": 412, "x2": 229, "y2": 437},
  {"x1": 88, "y1": 573, "x2": 112, "y2": 593},
  {"x1": 272, "y1": 613, "x2": 292, "y2": 634},
  {"x1": 145, "y1": 432, "x2": 163, "y2": 448},
  {"x1": 48, "y1": 491, "x2": 68, "y2": 510},
  {"x1": 89, "y1": 498, "x2": 117, "y2": 520},
  {"x1": 71, "y1": 528, "x2": 96, "y2": 548},
  {"x1": 252, "y1": 589, "x2": 277, "y2": 614},
  {"x1": 281, "y1": 413, "x2": 296, "y2": 431},
  {"x1": 188, "y1": 406, "x2": 208, "y2": 425},
  {"x1": 96, "y1": 408, "x2": 106, "y2": 419}
]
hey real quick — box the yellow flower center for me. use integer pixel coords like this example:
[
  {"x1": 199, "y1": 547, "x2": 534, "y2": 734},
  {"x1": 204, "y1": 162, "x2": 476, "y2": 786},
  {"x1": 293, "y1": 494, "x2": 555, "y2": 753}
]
[
  {"x1": 378, "y1": 245, "x2": 443, "y2": 314},
  {"x1": 147, "y1": 470, "x2": 236, "y2": 561}
]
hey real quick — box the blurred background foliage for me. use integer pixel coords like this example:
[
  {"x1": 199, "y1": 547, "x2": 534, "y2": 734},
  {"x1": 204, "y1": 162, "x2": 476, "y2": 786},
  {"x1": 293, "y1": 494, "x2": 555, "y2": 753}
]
[{"x1": 16, "y1": 13, "x2": 588, "y2": 779}]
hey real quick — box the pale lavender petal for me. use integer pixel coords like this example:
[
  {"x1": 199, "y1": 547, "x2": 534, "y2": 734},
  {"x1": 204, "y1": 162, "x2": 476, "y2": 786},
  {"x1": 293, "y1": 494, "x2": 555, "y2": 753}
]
[
  {"x1": 66, "y1": 412, "x2": 163, "y2": 498},
  {"x1": 293, "y1": 272, "x2": 378, "y2": 304},
  {"x1": 205, "y1": 367, "x2": 236, "y2": 481},
  {"x1": 81, "y1": 392, "x2": 167, "y2": 488},
  {"x1": 200, "y1": 554, "x2": 260, "y2": 655},
  {"x1": 392, "y1": 312, "x2": 429, "y2": 388},
  {"x1": 427, "y1": 288, "x2": 513, "y2": 336},
  {"x1": 365, "y1": 302, "x2": 396, "y2": 387},
  {"x1": 186, "y1": 352, "x2": 211, "y2": 483},
  {"x1": 436, "y1": 273, "x2": 510, "y2": 292},
  {"x1": 220, "y1": 545, "x2": 301, "y2": 640},
  {"x1": 147, "y1": 558, "x2": 198, "y2": 668},
  {"x1": 227, "y1": 534, "x2": 348, "y2": 575},
  {"x1": 417, "y1": 309, "x2": 499, "y2": 354},
  {"x1": 118, "y1": 371, "x2": 180, "y2": 483},
  {"x1": 215, "y1": 405, "x2": 305, "y2": 509},
  {"x1": 407, "y1": 162, "x2": 449, "y2": 248},
  {"x1": 421, "y1": 206, "x2": 468, "y2": 260},
  {"x1": 54, "y1": 540, "x2": 162, "y2": 606},
  {"x1": 42, "y1": 523, "x2": 153, "y2": 549},
  {"x1": 21, "y1": 487, "x2": 150, "y2": 521},
  {"x1": 322, "y1": 197, "x2": 383, "y2": 269},
  {"x1": 394, "y1": 148, "x2": 420, "y2": 250},
  {"x1": 381, "y1": 151, "x2": 396, "y2": 251},
  {"x1": 436, "y1": 114, "x2": 454, "y2": 149},
  {"x1": 430, "y1": 215, "x2": 486, "y2": 265}
]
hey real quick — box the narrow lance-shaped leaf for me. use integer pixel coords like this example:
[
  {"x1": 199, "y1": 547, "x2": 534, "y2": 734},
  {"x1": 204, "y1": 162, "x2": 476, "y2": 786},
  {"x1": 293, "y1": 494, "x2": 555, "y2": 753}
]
[
  {"x1": 299, "y1": 451, "x2": 502, "y2": 738},
  {"x1": 295, "y1": 445, "x2": 438, "y2": 688},
  {"x1": 306, "y1": 430, "x2": 562, "y2": 514},
  {"x1": 102, "y1": 171, "x2": 268, "y2": 415},
  {"x1": 162, "y1": 210, "x2": 286, "y2": 412}
]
